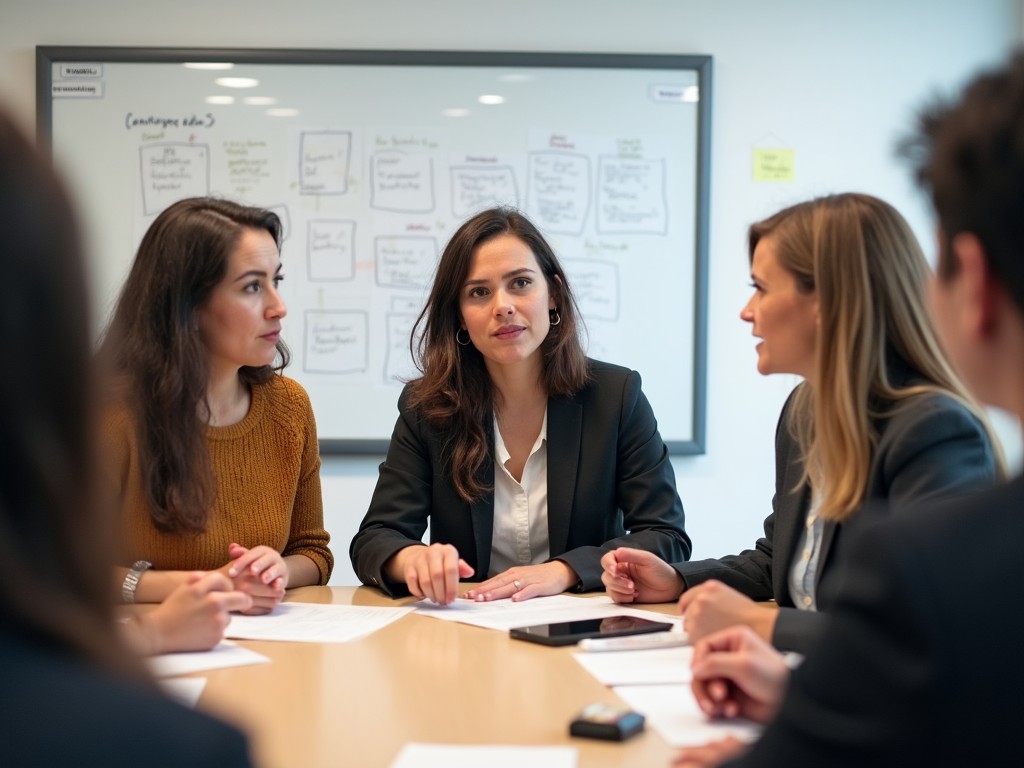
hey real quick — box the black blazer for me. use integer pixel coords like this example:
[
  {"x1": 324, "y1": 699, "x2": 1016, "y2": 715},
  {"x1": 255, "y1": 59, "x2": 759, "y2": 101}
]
[
  {"x1": 672, "y1": 381, "x2": 996, "y2": 652},
  {"x1": 1, "y1": 631, "x2": 252, "y2": 766},
  {"x1": 725, "y1": 476, "x2": 1024, "y2": 767},
  {"x1": 349, "y1": 359, "x2": 690, "y2": 595}
]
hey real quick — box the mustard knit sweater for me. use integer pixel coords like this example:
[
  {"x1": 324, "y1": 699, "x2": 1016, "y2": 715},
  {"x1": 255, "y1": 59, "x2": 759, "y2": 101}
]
[{"x1": 106, "y1": 375, "x2": 333, "y2": 583}]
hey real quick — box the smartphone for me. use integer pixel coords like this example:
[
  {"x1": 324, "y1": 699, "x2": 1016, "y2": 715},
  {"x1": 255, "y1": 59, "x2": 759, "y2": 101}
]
[
  {"x1": 569, "y1": 703, "x2": 645, "y2": 741},
  {"x1": 509, "y1": 615, "x2": 673, "y2": 646}
]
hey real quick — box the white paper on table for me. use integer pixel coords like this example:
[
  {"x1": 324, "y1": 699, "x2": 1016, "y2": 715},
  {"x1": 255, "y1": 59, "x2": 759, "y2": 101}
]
[
  {"x1": 572, "y1": 646, "x2": 693, "y2": 686},
  {"x1": 158, "y1": 677, "x2": 206, "y2": 708},
  {"x1": 147, "y1": 640, "x2": 270, "y2": 677},
  {"x1": 224, "y1": 602, "x2": 414, "y2": 643},
  {"x1": 414, "y1": 594, "x2": 681, "y2": 632},
  {"x1": 390, "y1": 743, "x2": 577, "y2": 768},
  {"x1": 613, "y1": 684, "x2": 762, "y2": 747}
]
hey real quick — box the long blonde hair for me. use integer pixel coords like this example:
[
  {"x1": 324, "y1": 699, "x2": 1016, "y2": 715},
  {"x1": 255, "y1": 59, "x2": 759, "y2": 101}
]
[{"x1": 749, "y1": 193, "x2": 1000, "y2": 521}]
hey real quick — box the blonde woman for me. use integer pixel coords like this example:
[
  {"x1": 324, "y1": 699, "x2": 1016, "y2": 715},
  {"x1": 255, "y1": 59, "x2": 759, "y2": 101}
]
[{"x1": 601, "y1": 193, "x2": 1000, "y2": 652}]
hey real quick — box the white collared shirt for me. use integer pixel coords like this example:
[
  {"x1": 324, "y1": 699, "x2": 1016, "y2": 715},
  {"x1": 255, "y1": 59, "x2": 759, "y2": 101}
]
[{"x1": 488, "y1": 409, "x2": 551, "y2": 577}]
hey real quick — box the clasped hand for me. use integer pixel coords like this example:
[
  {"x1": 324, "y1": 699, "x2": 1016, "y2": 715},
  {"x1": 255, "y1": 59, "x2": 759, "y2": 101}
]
[
  {"x1": 140, "y1": 571, "x2": 252, "y2": 654},
  {"x1": 219, "y1": 542, "x2": 289, "y2": 615},
  {"x1": 677, "y1": 580, "x2": 777, "y2": 643},
  {"x1": 671, "y1": 625, "x2": 790, "y2": 767},
  {"x1": 600, "y1": 546, "x2": 685, "y2": 603}
]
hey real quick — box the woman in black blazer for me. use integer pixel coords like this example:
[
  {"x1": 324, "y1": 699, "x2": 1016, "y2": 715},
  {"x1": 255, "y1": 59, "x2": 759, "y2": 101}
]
[
  {"x1": 601, "y1": 193, "x2": 999, "y2": 652},
  {"x1": 675, "y1": 60, "x2": 1024, "y2": 766},
  {"x1": 350, "y1": 207, "x2": 690, "y2": 604}
]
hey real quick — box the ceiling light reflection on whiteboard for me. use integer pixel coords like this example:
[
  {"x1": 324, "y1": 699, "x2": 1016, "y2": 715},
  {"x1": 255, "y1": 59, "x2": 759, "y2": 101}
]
[
  {"x1": 215, "y1": 77, "x2": 259, "y2": 89},
  {"x1": 184, "y1": 62, "x2": 234, "y2": 71},
  {"x1": 243, "y1": 96, "x2": 277, "y2": 106},
  {"x1": 478, "y1": 94, "x2": 505, "y2": 105},
  {"x1": 205, "y1": 95, "x2": 234, "y2": 105},
  {"x1": 443, "y1": 108, "x2": 470, "y2": 117}
]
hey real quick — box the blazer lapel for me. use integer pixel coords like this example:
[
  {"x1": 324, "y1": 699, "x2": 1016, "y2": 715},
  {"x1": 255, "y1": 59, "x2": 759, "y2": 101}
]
[
  {"x1": 774, "y1": 482, "x2": 811, "y2": 602},
  {"x1": 816, "y1": 518, "x2": 839, "y2": 590},
  {"x1": 547, "y1": 395, "x2": 582, "y2": 557},
  {"x1": 470, "y1": 419, "x2": 496, "y2": 577},
  {"x1": 470, "y1": 490, "x2": 494, "y2": 578}
]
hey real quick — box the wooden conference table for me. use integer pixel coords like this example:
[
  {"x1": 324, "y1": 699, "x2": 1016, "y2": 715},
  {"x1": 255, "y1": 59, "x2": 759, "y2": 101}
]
[{"x1": 188, "y1": 585, "x2": 684, "y2": 768}]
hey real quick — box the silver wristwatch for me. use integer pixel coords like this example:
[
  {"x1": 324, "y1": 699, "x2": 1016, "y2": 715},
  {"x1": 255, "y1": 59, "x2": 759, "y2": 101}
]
[{"x1": 121, "y1": 560, "x2": 152, "y2": 604}]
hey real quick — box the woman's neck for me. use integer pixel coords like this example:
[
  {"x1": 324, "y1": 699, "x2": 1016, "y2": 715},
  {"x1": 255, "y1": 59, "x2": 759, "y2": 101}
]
[
  {"x1": 203, "y1": 368, "x2": 250, "y2": 427},
  {"x1": 489, "y1": 362, "x2": 548, "y2": 481},
  {"x1": 487, "y1": 359, "x2": 547, "y2": 417}
]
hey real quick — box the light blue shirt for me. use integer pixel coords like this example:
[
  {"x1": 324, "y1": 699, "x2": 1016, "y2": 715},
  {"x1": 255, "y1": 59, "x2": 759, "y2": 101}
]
[{"x1": 788, "y1": 491, "x2": 824, "y2": 611}]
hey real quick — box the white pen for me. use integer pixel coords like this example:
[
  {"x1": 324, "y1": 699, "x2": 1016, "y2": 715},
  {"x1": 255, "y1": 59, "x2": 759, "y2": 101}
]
[{"x1": 578, "y1": 630, "x2": 689, "y2": 652}]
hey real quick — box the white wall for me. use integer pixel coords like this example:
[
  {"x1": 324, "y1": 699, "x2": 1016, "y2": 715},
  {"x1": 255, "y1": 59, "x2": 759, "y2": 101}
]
[{"x1": 1, "y1": 0, "x2": 1019, "y2": 585}]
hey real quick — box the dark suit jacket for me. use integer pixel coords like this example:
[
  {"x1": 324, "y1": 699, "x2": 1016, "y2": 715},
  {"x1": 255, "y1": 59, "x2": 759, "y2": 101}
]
[
  {"x1": 672, "y1": 381, "x2": 996, "y2": 652},
  {"x1": 349, "y1": 359, "x2": 690, "y2": 595},
  {"x1": 725, "y1": 475, "x2": 1024, "y2": 767},
  {"x1": 0, "y1": 630, "x2": 252, "y2": 766}
]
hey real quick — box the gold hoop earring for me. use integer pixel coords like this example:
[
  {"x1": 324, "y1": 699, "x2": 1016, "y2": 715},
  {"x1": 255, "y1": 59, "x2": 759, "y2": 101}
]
[
  {"x1": 456, "y1": 328, "x2": 472, "y2": 346},
  {"x1": 549, "y1": 309, "x2": 561, "y2": 327}
]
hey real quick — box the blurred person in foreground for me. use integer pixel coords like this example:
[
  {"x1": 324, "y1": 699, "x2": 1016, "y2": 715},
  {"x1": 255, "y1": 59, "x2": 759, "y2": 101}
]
[{"x1": 0, "y1": 110, "x2": 252, "y2": 765}]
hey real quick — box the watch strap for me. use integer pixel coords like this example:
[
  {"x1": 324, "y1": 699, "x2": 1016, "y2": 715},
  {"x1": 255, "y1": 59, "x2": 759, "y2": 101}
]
[{"x1": 121, "y1": 560, "x2": 152, "y2": 604}]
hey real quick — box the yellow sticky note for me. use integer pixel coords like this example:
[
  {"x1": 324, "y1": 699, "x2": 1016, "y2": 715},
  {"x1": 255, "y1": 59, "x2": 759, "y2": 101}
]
[{"x1": 753, "y1": 148, "x2": 795, "y2": 182}]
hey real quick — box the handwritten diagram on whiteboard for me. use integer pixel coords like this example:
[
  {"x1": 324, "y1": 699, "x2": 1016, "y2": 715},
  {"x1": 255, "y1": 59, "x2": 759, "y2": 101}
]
[{"x1": 40, "y1": 49, "x2": 710, "y2": 452}]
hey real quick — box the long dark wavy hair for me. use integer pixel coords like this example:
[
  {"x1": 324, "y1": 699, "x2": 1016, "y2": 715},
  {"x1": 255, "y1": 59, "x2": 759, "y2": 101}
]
[
  {"x1": 0, "y1": 111, "x2": 144, "y2": 679},
  {"x1": 99, "y1": 198, "x2": 288, "y2": 534},
  {"x1": 406, "y1": 207, "x2": 589, "y2": 501}
]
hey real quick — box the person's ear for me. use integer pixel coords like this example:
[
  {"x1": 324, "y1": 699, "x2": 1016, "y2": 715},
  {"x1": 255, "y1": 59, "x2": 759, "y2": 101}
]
[
  {"x1": 550, "y1": 273, "x2": 563, "y2": 311},
  {"x1": 951, "y1": 232, "x2": 999, "y2": 337}
]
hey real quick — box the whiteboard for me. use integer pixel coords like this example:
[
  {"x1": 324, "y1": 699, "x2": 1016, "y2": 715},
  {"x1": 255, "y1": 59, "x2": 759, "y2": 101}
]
[{"x1": 37, "y1": 47, "x2": 711, "y2": 454}]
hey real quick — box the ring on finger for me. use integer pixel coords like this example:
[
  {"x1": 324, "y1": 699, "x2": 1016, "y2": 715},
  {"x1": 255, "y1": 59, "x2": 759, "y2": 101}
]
[{"x1": 513, "y1": 579, "x2": 522, "y2": 591}]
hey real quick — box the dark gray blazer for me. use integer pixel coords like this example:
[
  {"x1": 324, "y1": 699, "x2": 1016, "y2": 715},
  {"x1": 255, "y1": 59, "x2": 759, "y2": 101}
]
[
  {"x1": 672, "y1": 381, "x2": 996, "y2": 652},
  {"x1": 349, "y1": 359, "x2": 691, "y2": 595},
  {"x1": 724, "y1": 476, "x2": 1024, "y2": 767},
  {"x1": 2, "y1": 630, "x2": 252, "y2": 767}
]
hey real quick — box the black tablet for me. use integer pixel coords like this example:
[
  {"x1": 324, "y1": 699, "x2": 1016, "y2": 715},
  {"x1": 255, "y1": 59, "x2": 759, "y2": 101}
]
[{"x1": 509, "y1": 615, "x2": 673, "y2": 646}]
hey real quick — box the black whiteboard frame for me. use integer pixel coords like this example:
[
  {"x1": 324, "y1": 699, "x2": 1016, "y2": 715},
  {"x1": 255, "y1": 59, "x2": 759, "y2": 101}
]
[{"x1": 36, "y1": 46, "x2": 711, "y2": 456}]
